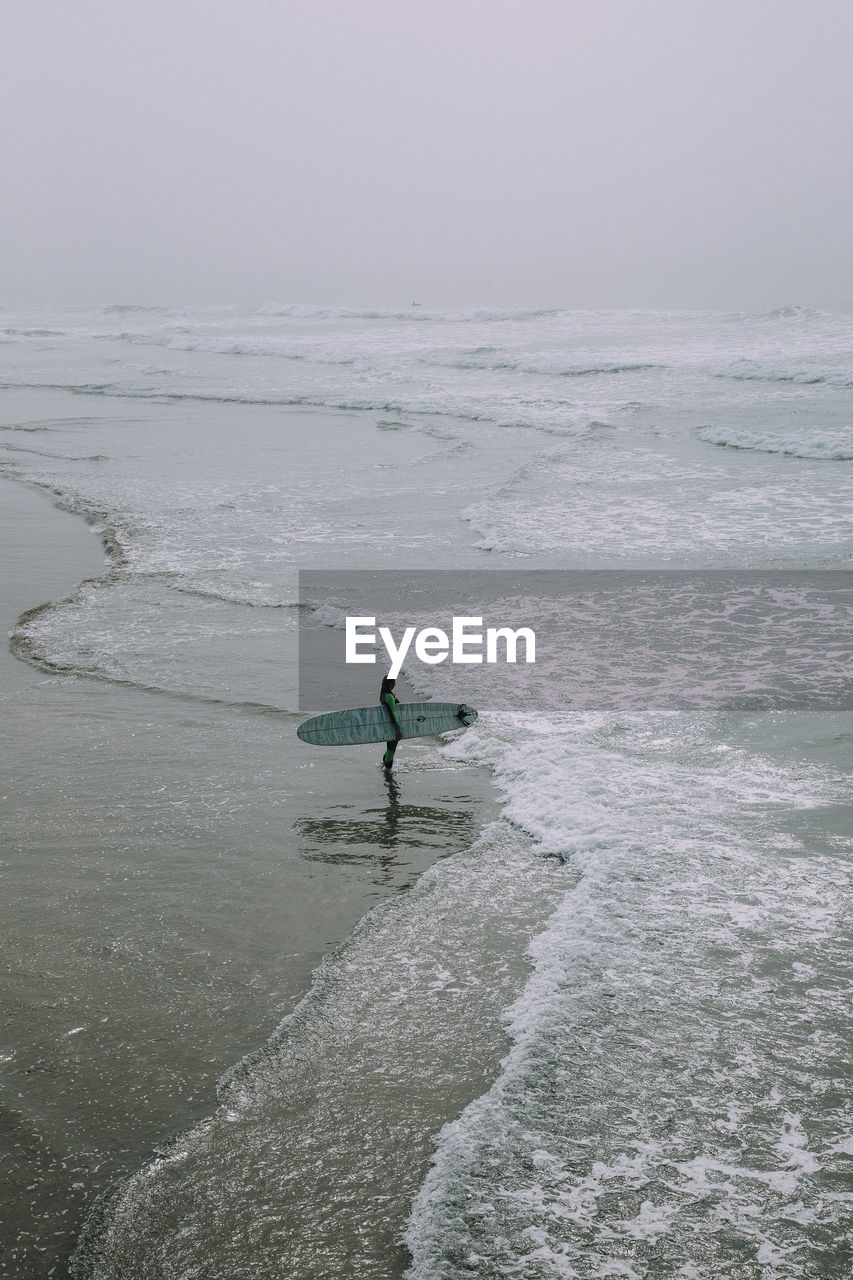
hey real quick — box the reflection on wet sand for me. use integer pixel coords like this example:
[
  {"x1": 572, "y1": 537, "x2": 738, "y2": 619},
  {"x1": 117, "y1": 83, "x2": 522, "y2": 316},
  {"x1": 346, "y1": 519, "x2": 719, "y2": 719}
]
[{"x1": 295, "y1": 772, "x2": 479, "y2": 878}]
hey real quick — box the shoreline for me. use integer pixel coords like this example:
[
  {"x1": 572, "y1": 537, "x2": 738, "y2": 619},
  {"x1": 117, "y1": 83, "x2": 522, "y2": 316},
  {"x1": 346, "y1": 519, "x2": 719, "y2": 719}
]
[
  {"x1": 0, "y1": 475, "x2": 109, "y2": 696},
  {"x1": 0, "y1": 466, "x2": 505, "y2": 1280}
]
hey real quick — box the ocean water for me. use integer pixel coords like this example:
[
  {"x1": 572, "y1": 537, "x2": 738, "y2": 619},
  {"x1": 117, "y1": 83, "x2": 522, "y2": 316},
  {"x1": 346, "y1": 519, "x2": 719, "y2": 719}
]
[{"x1": 1, "y1": 304, "x2": 850, "y2": 1278}]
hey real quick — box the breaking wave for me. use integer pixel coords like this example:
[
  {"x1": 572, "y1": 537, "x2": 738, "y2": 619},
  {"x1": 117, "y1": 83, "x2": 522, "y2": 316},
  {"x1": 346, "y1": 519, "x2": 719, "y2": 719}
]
[{"x1": 698, "y1": 425, "x2": 853, "y2": 460}]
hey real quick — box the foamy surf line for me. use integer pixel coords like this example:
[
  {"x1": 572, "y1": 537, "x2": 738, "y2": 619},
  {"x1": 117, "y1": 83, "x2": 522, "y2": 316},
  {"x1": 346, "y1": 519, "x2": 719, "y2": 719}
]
[
  {"x1": 698, "y1": 424, "x2": 853, "y2": 460},
  {"x1": 406, "y1": 713, "x2": 853, "y2": 1280},
  {"x1": 66, "y1": 708, "x2": 853, "y2": 1280},
  {"x1": 70, "y1": 813, "x2": 568, "y2": 1280}
]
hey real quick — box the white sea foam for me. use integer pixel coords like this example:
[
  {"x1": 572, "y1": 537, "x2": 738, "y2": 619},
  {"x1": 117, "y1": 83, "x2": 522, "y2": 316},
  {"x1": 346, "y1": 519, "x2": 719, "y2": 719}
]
[
  {"x1": 463, "y1": 439, "x2": 853, "y2": 563},
  {"x1": 3, "y1": 303, "x2": 852, "y2": 442},
  {"x1": 699, "y1": 424, "x2": 853, "y2": 460},
  {"x1": 406, "y1": 715, "x2": 853, "y2": 1279}
]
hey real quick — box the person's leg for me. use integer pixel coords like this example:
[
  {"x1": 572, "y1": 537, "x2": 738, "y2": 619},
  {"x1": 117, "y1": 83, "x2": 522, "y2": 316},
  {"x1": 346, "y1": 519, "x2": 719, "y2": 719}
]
[{"x1": 382, "y1": 738, "x2": 398, "y2": 769}]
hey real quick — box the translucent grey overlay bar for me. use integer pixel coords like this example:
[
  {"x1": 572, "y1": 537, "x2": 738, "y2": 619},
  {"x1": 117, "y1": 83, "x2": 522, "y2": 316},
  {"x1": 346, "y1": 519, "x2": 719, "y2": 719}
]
[{"x1": 298, "y1": 571, "x2": 852, "y2": 714}]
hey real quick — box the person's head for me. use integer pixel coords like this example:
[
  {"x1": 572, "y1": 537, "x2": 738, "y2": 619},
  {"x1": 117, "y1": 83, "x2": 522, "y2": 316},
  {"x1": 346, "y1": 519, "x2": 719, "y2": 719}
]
[{"x1": 380, "y1": 675, "x2": 396, "y2": 695}]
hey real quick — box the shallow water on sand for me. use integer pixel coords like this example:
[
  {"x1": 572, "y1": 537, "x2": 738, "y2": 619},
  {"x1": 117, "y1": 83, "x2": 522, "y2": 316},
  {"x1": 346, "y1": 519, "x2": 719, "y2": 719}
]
[
  {"x1": 1, "y1": 486, "x2": 501, "y2": 1278},
  {"x1": 1, "y1": 304, "x2": 851, "y2": 1279}
]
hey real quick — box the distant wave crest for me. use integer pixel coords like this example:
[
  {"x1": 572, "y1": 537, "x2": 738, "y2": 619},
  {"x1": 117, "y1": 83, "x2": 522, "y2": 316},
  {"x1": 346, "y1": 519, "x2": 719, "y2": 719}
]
[{"x1": 699, "y1": 425, "x2": 853, "y2": 460}]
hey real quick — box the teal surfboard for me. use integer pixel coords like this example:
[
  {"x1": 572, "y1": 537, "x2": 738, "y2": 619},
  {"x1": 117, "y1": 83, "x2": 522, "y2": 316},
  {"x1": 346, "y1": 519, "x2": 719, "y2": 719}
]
[{"x1": 297, "y1": 702, "x2": 477, "y2": 747}]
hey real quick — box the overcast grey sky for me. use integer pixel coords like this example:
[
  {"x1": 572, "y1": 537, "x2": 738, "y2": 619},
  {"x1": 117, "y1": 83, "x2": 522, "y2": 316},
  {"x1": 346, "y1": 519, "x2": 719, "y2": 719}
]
[{"x1": 3, "y1": 0, "x2": 852, "y2": 309}]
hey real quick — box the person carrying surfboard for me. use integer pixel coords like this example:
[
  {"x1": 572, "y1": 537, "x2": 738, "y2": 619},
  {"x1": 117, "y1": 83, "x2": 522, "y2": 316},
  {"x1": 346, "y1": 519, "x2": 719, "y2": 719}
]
[{"x1": 379, "y1": 675, "x2": 404, "y2": 769}]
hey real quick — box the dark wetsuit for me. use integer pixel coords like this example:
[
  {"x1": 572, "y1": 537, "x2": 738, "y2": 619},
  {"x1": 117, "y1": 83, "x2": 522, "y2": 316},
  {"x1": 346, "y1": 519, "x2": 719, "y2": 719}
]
[{"x1": 380, "y1": 689, "x2": 404, "y2": 768}]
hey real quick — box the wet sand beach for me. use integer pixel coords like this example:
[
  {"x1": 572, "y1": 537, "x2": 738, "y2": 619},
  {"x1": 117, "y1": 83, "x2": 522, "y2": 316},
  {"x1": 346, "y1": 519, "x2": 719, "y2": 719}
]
[
  {"x1": 0, "y1": 478, "x2": 108, "y2": 696},
  {"x1": 0, "y1": 476, "x2": 504, "y2": 1279}
]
